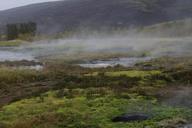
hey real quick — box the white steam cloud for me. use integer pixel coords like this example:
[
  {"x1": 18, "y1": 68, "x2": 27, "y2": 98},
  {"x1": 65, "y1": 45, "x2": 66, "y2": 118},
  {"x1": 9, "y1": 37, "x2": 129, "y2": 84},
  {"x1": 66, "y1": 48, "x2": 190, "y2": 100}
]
[{"x1": 17, "y1": 34, "x2": 192, "y2": 59}]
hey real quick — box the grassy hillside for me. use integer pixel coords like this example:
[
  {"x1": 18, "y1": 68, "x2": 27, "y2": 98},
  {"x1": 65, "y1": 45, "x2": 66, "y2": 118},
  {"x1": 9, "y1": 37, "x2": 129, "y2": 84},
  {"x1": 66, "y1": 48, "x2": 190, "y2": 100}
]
[
  {"x1": 0, "y1": 0, "x2": 192, "y2": 34},
  {"x1": 140, "y1": 18, "x2": 192, "y2": 37}
]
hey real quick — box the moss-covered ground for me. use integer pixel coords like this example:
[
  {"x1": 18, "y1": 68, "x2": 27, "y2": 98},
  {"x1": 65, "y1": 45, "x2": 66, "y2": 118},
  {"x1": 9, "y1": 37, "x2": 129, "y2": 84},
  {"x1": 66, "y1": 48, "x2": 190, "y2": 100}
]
[{"x1": 0, "y1": 57, "x2": 191, "y2": 128}]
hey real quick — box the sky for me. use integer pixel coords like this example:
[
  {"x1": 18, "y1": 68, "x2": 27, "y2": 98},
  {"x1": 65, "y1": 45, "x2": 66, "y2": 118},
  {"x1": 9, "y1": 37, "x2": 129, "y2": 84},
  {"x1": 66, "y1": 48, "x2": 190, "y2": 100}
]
[{"x1": 0, "y1": 0, "x2": 61, "y2": 11}]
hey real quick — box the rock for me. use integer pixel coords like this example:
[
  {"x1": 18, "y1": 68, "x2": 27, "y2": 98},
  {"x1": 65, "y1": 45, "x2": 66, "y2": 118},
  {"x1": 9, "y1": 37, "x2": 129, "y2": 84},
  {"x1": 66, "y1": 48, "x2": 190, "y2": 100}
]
[
  {"x1": 112, "y1": 113, "x2": 150, "y2": 122},
  {"x1": 158, "y1": 118, "x2": 187, "y2": 128}
]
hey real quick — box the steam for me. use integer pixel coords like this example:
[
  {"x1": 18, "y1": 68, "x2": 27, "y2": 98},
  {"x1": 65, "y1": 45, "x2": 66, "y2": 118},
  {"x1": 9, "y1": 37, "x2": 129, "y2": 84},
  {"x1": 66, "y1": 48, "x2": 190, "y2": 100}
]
[
  {"x1": 16, "y1": 34, "x2": 192, "y2": 60},
  {"x1": 1, "y1": 18, "x2": 192, "y2": 62}
]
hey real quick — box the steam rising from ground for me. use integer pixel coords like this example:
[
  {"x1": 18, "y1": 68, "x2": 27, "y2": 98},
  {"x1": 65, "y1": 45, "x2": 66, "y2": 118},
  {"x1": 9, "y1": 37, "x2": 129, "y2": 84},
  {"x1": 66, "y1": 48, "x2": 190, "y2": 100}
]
[
  {"x1": 19, "y1": 35, "x2": 192, "y2": 59},
  {"x1": 18, "y1": 18, "x2": 192, "y2": 60},
  {"x1": 0, "y1": 33, "x2": 192, "y2": 62}
]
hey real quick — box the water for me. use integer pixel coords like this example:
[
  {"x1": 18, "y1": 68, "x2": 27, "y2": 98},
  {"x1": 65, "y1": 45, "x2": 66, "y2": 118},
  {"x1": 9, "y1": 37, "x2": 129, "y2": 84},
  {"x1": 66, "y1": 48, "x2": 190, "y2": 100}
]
[
  {"x1": 0, "y1": 46, "x2": 35, "y2": 62},
  {"x1": 14, "y1": 65, "x2": 44, "y2": 70},
  {"x1": 0, "y1": 50, "x2": 34, "y2": 61},
  {"x1": 79, "y1": 57, "x2": 152, "y2": 68},
  {"x1": 0, "y1": 47, "x2": 41, "y2": 70},
  {"x1": 0, "y1": 37, "x2": 191, "y2": 62}
]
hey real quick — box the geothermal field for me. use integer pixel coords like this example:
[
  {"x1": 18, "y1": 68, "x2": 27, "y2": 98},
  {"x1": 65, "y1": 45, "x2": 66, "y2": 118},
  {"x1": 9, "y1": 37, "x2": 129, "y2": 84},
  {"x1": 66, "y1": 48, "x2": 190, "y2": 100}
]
[
  {"x1": 0, "y1": 0, "x2": 192, "y2": 128},
  {"x1": 0, "y1": 33, "x2": 192, "y2": 128}
]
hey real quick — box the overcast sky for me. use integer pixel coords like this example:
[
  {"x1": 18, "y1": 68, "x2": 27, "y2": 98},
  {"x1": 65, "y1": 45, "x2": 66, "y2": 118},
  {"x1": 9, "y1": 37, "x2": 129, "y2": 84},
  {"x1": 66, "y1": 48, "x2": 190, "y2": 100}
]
[{"x1": 0, "y1": 0, "x2": 61, "y2": 11}]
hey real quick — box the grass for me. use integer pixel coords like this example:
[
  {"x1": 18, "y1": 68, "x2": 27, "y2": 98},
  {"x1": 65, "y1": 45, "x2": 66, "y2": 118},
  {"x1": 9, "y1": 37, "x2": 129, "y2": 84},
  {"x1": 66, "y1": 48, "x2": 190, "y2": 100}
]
[
  {"x1": 106, "y1": 70, "x2": 161, "y2": 77},
  {"x1": 0, "y1": 67, "x2": 45, "y2": 84},
  {"x1": 0, "y1": 89, "x2": 191, "y2": 128},
  {"x1": 140, "y1": 18, "x2": 192, "y2": 37},
  {"x1": 86, "y1": 70, "x2": 161, "y2": 78},
  {"x1": 0, "y1": 40, "x2": 24, "y2": 47}
]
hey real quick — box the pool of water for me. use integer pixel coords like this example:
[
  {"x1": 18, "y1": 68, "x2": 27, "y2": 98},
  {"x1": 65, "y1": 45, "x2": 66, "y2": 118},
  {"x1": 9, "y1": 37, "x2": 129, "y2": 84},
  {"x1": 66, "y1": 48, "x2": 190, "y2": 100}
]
[
  {"x1": 12, "y1": 65, "x2": 44, "y2": 70},
  {"x1": 0, "y1": 47, "x2": 42, "y2": 70},
  {"x1": 0, "y1": 46, "x2": 35, "y2": 62},
  {"x1": 0, "y1": 50, "x2": 34, "y2": 61},
  {"x1": 79, "y1": 57, "x2": 152, "y2": 68}
]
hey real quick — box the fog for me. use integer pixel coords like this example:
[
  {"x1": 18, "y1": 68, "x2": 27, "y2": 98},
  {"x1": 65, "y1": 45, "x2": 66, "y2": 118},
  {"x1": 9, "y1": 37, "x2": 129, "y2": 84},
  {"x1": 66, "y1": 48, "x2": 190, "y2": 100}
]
[{"x1": 0, "y1": 28, "x2": 192, "y2": 63}]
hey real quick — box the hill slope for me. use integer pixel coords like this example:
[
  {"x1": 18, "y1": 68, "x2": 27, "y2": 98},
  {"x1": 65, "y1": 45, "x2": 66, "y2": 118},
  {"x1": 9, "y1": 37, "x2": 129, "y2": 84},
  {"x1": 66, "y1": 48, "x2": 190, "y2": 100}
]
[{"x1": 0, "y1": 0, "x2": 192, "y2": 34}]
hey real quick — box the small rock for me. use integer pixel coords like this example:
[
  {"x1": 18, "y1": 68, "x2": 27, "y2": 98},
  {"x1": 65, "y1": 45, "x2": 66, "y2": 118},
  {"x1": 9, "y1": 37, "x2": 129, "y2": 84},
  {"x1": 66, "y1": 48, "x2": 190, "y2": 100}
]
[{"x1": 158, "y1": 118, "x2": 187, "y2": 128}]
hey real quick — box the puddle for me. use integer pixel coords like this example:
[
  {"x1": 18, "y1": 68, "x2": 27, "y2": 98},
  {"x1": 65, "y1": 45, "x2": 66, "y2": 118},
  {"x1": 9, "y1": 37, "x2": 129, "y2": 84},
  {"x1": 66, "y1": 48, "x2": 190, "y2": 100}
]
[
  {"x1": 14, "y1": 65, "x2": 44, "y2": 70},
  {"x1": 0, "y1": 50, "x2": 34, "y2": 61},
  {"x1": 79, "y1": 57, "x2": 152, "y2": 68},
  {"x1": 0, "y1": 47, "x2": 42, "y2": 70}
]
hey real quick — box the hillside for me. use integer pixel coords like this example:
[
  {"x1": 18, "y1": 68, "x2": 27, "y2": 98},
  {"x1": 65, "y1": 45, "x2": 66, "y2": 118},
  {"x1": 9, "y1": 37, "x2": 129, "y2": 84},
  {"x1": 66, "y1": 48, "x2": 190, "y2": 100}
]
[
  {"x1": 0, "y1": 0, "x2": 192, "y2": 34},
  {"x1": 139, "y1": 18, "x2": 192, "y2": 37}
]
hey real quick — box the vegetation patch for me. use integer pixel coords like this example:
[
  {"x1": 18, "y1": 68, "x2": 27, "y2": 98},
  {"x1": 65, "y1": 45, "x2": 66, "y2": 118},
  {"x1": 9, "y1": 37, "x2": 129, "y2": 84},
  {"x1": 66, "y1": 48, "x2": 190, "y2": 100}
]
[
  {"x1": 0, "y1": 57, "x2": 191, "y2": 128},
  {"x1": 0, "y1": 40, "x2": 24, "y2": 47},
  {"x1": 0, "y1": 90, "x2": 191, "y2": 128},
  {"x1": 105, "y1": 70, "x2": 161, "y2": 78}
]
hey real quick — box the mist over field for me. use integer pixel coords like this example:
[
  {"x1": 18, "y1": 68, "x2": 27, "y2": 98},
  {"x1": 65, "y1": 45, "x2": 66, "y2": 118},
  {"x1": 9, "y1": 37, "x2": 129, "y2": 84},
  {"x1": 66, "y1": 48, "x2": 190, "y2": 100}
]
[
  {"x1": 16, "y1": 33, "x2": 192, "y2": 60},
  {"x1": 1, "y1": 19, "x2": 192, "y2": 64}
]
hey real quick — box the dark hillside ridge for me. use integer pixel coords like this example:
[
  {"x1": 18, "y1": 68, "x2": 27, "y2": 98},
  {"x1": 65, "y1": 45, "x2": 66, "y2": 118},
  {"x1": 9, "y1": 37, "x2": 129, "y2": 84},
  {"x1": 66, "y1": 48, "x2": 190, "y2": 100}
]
[{"x1": 0, "y1": 0, "x2": 192, "y2": 34}]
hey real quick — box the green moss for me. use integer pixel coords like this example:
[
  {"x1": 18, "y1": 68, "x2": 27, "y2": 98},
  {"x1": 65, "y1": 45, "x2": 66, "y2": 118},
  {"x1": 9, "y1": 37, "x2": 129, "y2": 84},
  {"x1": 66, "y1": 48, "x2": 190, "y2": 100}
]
[
  {"x1": 106, "y1": 70, "x2": 161, "y2": 77},
  {"x1": 0, "y1": 90, "x2": 191, "y2": 128},
  {"x1": 86, "y1": 70, "x2": 161, "y2": 78}
]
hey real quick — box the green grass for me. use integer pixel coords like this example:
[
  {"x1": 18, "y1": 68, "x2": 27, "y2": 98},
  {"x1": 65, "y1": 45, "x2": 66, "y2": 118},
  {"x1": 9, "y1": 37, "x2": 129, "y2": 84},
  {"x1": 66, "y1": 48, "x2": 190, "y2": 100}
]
[
  {"x1": 0, "y1": 67, "x2": 45, "y2": 84},
  {"x1": 140, "y1": 18, "x2": 192, "y2": 37},
  {"x1": 106, "y1": 70, "x2": 161, "y2": 77},
  {"x1": 0, "y1": 40, "x2": 24, "y2": 47},
  {"x1": 86, "y1": 70, "x2": 161, "y2": 78},
  {"x1": 0, "y1": 89, "x2": 191, "y2": 128}
]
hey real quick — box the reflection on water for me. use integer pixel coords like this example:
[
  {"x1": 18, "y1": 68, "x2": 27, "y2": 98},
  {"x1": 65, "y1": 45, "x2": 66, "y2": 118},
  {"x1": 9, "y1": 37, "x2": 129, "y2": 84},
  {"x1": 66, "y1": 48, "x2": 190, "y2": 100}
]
[{"x1": 79, "y1": 57, "x2": 152, "y2": 68}]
